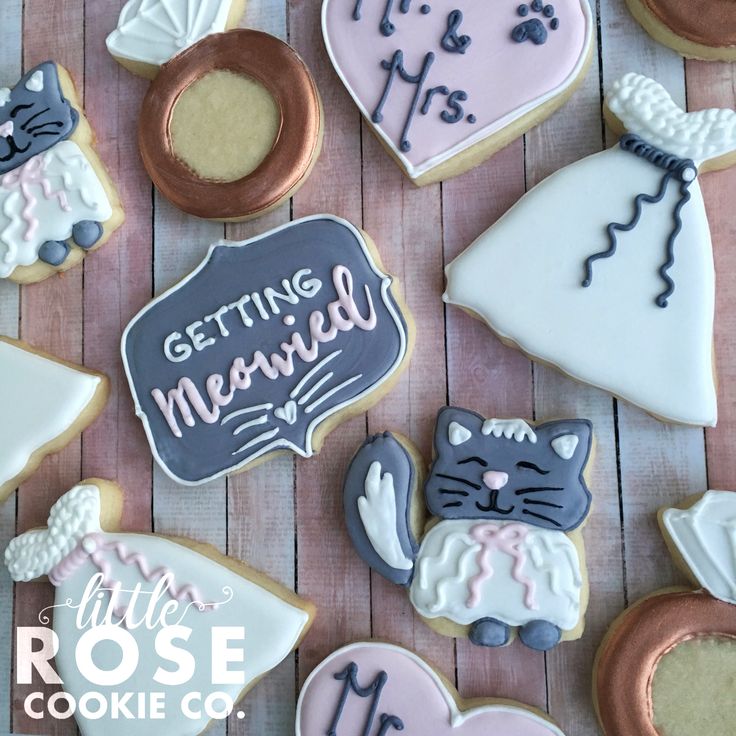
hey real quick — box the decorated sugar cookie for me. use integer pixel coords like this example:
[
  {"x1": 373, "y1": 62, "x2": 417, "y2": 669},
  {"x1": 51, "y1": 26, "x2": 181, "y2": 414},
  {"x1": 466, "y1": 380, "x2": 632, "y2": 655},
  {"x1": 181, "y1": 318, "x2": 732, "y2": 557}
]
[
  {"x1": 322, "y1": 0, "x2": 593, "y2": 185},
  {"x1": 344, "y1": 408, "x2": 593, "y2": 651},
  {"x1": 122, "y1": 215, "x2": 413, "y2": 486},
  {"x1": 0, "y1": 336, "x2": 109, "y2": 503},
  {"x1": 108, "y1": 2, "x2": 322, "y2": 220},
  {"x1": 106, "y1": 0, "x2": 248, "y2": 79},
  {"x1": 297, "y1": 641, "x2": 568, "y2": 735},
  {"x1": 625, "y1": 0, "x2": 736, "y2": 62},
  {"x1": 0, "y1": 62, "x2": 123, "y2": 283},
  {"x1": 4, "y1": 479, "x2": 315, "y2": 735},
  {"x1": 444, "y1": 73, "x2": 734, "y2": 427},
  {"x1": 594, "y1": 490, "x2": 736, "y2": 736}
]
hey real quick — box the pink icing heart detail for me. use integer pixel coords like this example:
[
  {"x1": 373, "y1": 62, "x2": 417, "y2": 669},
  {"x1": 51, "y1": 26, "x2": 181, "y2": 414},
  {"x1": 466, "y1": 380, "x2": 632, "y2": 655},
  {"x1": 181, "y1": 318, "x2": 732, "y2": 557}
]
[
  {"x1": 322, "y1": 0, "x2": 592, "y2": 182},
  {"x1": 296, "y1": 642, "x2": 566, "y2": 735}
]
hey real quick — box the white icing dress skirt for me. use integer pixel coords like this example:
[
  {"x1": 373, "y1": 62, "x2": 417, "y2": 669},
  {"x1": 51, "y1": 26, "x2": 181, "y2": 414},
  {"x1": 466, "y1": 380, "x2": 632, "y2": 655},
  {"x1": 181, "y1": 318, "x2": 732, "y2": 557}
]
[
  {"x1": 444, "y1": 139, "x2": 716, "y2": 427},
  {"x1": 409, "y1": 519, "x2": 583, "y2": 631}
]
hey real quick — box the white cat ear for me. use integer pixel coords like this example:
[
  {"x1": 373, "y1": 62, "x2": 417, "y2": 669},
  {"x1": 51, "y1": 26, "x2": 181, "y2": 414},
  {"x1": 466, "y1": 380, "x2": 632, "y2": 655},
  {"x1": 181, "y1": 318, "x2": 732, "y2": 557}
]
[
  {"x1": 0, "y1": 88, "x2": 10, "y2": 106},
  {"x1": 25, "y1": 70, "x2": 44, "y2": 93},
  {"x1": 448, "y1": 421, "x2": 472, "y2": 446},
  {"x1": 551, "y1": 434, "x2": 579, "y2": 460}
]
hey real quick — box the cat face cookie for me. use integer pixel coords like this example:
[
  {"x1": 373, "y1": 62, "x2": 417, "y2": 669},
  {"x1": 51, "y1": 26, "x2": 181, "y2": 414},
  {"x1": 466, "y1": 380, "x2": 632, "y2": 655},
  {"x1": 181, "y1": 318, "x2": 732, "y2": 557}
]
[
  {"x1": 444, "y1": 73, "x2": 736, "y2": 427},
  {"x1": 322, "y1": 0, "x2": 593, "y2": 185},
  {"x1": 4, "y1": 479, "x2": 315, "y2": 735},
  {"x1": 298, "y1": 641, "x2": 568, "y2": 735},
  {"x1": 343, "y1": 408, "x2": 593, "y2": 651},
  {"x1": 0, "y1": 336, "x2": 109, "y2": 503},
  {"x1": 625, "y1": 0, "x2": 736, "y2": 62},
  {"x1": 0, "y1": 62, "x2": 123, "y2": 283},
  {"x1": 594, "y1": 491, "x2": 736, "y2": 736},
  {"x1": 122, "y1": 215, "x2": 413, "y2": 486}
]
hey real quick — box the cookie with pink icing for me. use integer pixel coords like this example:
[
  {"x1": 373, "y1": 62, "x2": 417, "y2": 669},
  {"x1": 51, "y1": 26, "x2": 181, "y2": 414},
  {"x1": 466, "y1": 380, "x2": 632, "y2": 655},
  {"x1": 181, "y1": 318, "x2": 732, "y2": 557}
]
[
  {"x1": 322, "y1": 0, "x2": 593, "y2": 185},
  {"x1": 4, "y1": 479, "x2": 315, "y2": 736},
  {"x1": 297, "y1": 641, "x2": 568, "y2": 735}
]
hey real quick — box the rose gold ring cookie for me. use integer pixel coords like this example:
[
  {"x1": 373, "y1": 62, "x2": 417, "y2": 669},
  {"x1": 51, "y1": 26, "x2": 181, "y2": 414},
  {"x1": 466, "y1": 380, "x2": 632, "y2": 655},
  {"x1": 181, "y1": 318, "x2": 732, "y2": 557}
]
[{"x1": 138, "y1": 29, "x2": 322, "y2": 222}]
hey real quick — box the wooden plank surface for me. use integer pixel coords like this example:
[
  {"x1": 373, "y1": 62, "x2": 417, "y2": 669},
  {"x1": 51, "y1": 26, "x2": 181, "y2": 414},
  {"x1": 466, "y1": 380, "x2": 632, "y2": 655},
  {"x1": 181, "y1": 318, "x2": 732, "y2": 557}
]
[{"x1": 2, "y1": 0, "x2": 736, "y2": 734}]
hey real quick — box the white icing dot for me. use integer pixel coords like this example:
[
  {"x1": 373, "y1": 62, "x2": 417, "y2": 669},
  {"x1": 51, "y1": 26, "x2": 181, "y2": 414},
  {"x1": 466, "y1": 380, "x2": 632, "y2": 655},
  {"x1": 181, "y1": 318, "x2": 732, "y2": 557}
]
[
  {"x1": 682, "y1": 166, "x2": 697, "y2": 183},
  {"x1": 283, "y1": 315, "x2": 296, "y2": 326},
  {"x1": 82, "y1": 536, "x2": 98, "y2": 553}
]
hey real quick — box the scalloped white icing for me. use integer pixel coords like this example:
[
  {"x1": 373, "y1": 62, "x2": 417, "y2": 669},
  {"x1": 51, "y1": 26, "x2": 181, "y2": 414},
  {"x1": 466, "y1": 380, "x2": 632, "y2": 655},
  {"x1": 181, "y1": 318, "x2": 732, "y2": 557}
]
[
  {"x1": 662, "y1": 490, "x2": 736, "y2": 604},
  {"x1": 606, "y1": 73, "x2": 736, "y2": 163},
  {"x1": 106, "y1": 0, "x2": 235, "y2": 68},
  {"x1": 4, "y1": 483, "x2": 101, "y2": 582}
]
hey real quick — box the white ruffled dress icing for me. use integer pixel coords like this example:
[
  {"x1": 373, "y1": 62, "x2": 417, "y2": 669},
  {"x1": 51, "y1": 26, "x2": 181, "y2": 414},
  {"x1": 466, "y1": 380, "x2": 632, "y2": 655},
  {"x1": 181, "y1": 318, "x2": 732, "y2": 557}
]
[
  {"x1": 409, "y1": 519, "x2": 583, "y2": 630},
  {"x1": 0, "y1": 140, "x2": 112, "y2": 277}
]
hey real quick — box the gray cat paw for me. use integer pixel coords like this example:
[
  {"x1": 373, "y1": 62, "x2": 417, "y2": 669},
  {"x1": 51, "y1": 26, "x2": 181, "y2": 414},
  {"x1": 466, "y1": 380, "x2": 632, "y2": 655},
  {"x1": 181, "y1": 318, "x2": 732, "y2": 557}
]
[
  {"x1": 72, "y1": 221, "x2": 103, "y2": 250},
  {"x1": 38, "y1": 240, "x2": 70, "y2": 266},
  {"x1": 469, "y1": 617, "x2": 510, "y2": 647},
  {"x1": 519, "y1": 620, "x2": 561, "y2": 651}
]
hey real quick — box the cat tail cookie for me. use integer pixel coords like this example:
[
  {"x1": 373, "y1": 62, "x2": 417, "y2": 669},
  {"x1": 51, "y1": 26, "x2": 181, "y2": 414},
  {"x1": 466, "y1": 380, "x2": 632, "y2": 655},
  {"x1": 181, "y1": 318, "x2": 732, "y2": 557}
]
[
  {"x1": 5, "y1": 478, "x2": 315, "y2": 736},
  {"x1": 344, "y1": 432, "x2": 425, "y2": 587},
  {"x1": 0, "y1": 336, "x2": 109, "y2": 503},
  {"x1": 0, "y1": 62, "x2": 124, "y2": 284}
]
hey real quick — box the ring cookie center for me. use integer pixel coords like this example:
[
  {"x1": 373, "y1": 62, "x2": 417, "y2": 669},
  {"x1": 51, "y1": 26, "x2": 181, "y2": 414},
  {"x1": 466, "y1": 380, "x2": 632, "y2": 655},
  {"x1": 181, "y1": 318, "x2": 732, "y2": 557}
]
[
  {"x1": 169, "y1": 70, "x2": 281, "y2": 182},
  {"x1": 651, "y1": 635, "x2": 736, "y2": 736}
]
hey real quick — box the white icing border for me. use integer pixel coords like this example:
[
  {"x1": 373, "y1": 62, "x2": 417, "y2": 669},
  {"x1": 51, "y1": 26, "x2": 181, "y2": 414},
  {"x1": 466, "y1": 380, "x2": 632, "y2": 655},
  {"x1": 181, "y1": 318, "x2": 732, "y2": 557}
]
[
  {"x1": 296, "y1": 641, "x2": 567, "y2": 734},
  {"x1": 121, "y1": 214, "x2": 409, "y2": 487},
  {"x1": 321, "y1": 0, "x2": 593, "y2": 180}
]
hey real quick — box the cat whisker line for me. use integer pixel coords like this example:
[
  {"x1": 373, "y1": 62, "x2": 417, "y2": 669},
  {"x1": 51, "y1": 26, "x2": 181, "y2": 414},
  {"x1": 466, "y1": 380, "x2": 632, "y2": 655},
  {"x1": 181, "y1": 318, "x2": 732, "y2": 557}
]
[
  {"x1": 32, "y1": 131, "x2": 60, "y2": 138},
  {"x1": 434, "y1": 473, "x2": 482, "y2": 490},
  {"x1": 438, "y1": 488, "x2": 469, "y2": 496},
  {"x1": 232, "y1": 415, "x2": 268, "y2": 436},
  {"x1": 514, "y1": 486, "x2": 564, "y2": 495},
  {"x1": 523, "y1": 499, "x2": 563, "y2": 509},
  {"x1": 522, "y1": 509, "x2": 562, "y2": 527},
  {"x1": 220, "y1": 403, "x2": 274, "y2": 426},
  {"x1": 304, "y1": 373, "x2": 363, "y2": 414},
  {"x1": 289, "y1": 349, "x2": 342, "y2": 400},
  {"x1": 442, "y1": 501, "x2": 463, "y2": 508},
  {"x1": 231, "y1": 427, "x2": 280, "y2": 456},
  {"x1": 20, "y1": 106, "x2": 49, "y2": 131},
  {"x1": 27, "y1": 120, "x2": 63, "y2": 134}
]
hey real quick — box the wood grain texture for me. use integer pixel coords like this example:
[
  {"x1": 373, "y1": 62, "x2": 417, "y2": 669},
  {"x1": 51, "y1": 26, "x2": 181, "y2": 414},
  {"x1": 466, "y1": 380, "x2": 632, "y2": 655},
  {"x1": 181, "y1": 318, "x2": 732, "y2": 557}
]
[
  {"x1": 0, "y1": 2, "x2": 21, "y2": 730},
  {"x1": 2, "y1": 0, "x2": 736, "y2": 734}
]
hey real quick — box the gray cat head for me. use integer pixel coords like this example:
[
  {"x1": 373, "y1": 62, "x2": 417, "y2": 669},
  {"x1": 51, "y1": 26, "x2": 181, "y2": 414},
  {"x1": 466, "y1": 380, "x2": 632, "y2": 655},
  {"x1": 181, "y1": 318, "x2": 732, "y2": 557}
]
[
  {"x1": 0, "y1": 62, "x2": 78, "y2": 175},
  {"x1": 425, "y1": 407, "x2": 592, "y2": 531}
]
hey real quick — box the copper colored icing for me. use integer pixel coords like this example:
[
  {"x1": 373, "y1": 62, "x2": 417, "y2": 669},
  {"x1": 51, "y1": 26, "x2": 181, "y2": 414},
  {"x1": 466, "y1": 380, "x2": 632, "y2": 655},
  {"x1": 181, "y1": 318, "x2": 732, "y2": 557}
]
[
  {"x1": 639, "y1": 0, "x2": 736, "y2": 48},
  {"x1": 595, "y1": 590, "x2": 736, "y2": 736},
  {"x1": 138, "y1": 29, "x2": 321, "y2": 220}
]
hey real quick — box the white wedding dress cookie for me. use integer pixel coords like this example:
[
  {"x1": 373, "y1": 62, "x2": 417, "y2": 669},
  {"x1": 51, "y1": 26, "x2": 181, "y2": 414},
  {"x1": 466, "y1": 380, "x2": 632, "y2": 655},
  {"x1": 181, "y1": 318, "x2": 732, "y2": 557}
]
[
  {"x1": 444, "y1": 73, "x2": 736, "y2": 427},
  {"x1": 4, "y1": 480, "x2": 315, "y2": 736}
]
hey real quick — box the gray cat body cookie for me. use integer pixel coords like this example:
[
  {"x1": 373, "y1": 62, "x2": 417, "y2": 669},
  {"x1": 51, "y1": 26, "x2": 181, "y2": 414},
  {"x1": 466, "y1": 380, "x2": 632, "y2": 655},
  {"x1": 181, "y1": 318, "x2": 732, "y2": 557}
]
[{"x1": 344, "y1": 406, "x2": 593, "y2": 651}]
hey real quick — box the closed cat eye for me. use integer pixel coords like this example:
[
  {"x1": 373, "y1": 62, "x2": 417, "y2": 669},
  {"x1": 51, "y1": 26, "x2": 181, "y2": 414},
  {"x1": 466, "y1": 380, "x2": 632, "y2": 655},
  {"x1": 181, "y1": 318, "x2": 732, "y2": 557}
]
[
  {"x1": 9, "y1": 103, "x2": 33, "y2": 118},
  {"x1": 458, "y1": 456, "x2": 488, "y2": 467},
  {"x1": 516, "y1": 460, "x2": 549, "y2": 474}
]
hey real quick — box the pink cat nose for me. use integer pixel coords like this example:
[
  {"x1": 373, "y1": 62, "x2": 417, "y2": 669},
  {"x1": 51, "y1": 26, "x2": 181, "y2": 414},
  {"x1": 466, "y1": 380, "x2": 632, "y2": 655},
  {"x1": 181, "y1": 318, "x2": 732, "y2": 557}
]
[{"x1": 483, "y1": 471, "x2": 509, "y2": 490}]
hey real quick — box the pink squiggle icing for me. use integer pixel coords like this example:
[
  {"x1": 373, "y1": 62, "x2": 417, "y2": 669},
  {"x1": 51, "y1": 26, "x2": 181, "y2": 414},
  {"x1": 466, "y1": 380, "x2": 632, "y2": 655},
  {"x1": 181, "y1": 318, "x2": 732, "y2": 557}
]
[
  {"x1": 1, "y1": 153, "x2": 71, "y2": 242},
  {"x1": 48, "y1": 533, "x2": 217, "y2": 613},
  {"x1": 467, "y1": 523, "x2": 538, "y2": 610}
]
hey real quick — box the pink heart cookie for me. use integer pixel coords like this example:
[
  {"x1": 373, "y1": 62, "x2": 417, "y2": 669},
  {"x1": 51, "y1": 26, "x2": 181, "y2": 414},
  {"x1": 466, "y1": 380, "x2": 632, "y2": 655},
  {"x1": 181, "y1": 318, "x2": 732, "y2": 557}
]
[
  {"x1": 297, "y1": 642, "x2": 567, "y2": 735},
  {"x1": 322, "y1": 0, "x2": 593, "y2": 185}
]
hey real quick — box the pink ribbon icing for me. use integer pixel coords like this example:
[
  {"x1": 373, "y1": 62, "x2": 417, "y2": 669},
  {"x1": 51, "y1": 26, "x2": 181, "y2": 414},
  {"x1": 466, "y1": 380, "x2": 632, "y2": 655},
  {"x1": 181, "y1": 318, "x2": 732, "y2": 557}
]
[
  {"x1": 467, "y1": 522, "x2": 538, "y2": 610},
  {"x1": 49, "y1": 533, "x2": 216, "y2": 616},
  {"x1": 1, "y1": 153, "x2": 71, "y2": 242}
]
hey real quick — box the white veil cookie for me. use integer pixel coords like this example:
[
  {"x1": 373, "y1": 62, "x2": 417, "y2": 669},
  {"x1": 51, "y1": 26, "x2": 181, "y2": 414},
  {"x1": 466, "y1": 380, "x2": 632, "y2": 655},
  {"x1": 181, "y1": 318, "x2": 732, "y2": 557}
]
[
  {"x1": 5, "y1": 479, "x2": 315, "y2": 735},
  {"x1": 0, "y1": 336, "x2": 109, "y2": 503},
  {"x1": 444, "y1": 73, "x2": 733, "y2": 427}
]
